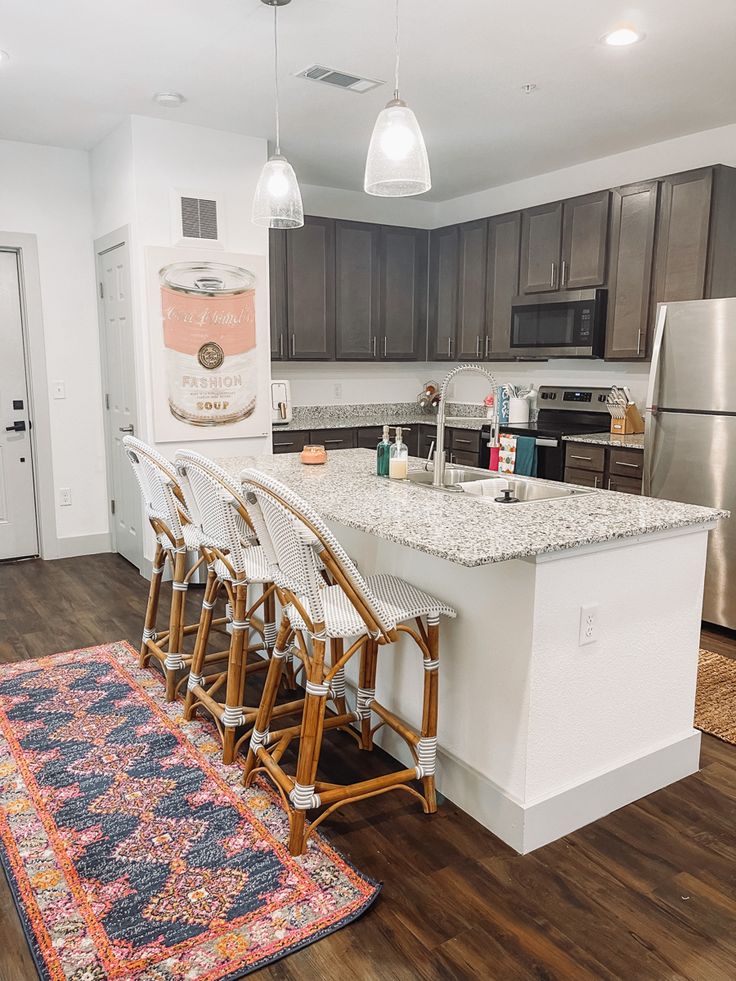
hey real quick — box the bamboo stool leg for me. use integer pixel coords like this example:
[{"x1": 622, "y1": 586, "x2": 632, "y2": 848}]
[
  {"x1": 184, "y1": 568, "x2": 219, "y2": 721},
  {"x1": 140, "y1": 543, "x2": 165, "y2": 668},
  {"x1": 243, "y1": 612, "x2": 292, "y2": 785},
  {"x1": 222, "y1": 582, "x2": 248, "y2": 765},
  {"x1": 163, "y1": 546, "x2": 188, "y2": 702},
  {"x1": 288, "y1": 632, "x2": 329, "y2": 856},
  {"x1": 263, "y1": 586, "x2": 276, "y2": 653},
  {"x1": 357, "y1": 637, "x2": 378, "y2": 751},
  {"x1": 329, "y1": 638, "x2": 348, "y2": 717},
  {"x1": 419, "y1": 617, "x2": 440, "y2": 814}
]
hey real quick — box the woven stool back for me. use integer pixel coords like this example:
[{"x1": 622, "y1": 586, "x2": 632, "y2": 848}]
[
  {"x1": 123, "y1": 436, "x2": 189, "y2": 545},
  {"x1": 241, "y1": 468, "x2": 394, "y2": 639}
]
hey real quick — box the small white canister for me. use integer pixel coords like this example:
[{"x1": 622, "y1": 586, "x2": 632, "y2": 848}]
[
  {"x1": 508, "y1": 396, "x2": 530, "y2": 425},
  {"x1": 160, "y1": 261, "x2": 257, "y2": 427}
]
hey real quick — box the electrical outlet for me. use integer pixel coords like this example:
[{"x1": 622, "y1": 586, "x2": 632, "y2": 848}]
[
  {"x1": 58, "y1": 487, "x2": 72, "y2": 507},
  {"x1": 52, "y1": 381, "x2": 66, "y2": 400},
  {"x1": 579, "y1": 604, "x2": 599, "y2": 646},
  {"x1": 333, "y1": 383, "x2": 343, "y2": 400}
]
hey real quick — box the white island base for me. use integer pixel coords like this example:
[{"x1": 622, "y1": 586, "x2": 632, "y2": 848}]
[{"x1": 331, "y1": 520, "x2": 710, "y2": 854}]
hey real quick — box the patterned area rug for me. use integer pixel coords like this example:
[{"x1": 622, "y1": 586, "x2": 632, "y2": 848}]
[
  {"x1": 0, "y1": 641, "x2": 379, "y2": 980},
  {"x1": 695, "y1": 648, "x2": 736, "y2": 746}
]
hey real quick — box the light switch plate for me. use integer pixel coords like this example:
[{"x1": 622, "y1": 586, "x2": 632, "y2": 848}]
[{"x1": 52, "y1": 381, "x2": 66, "y2": 400}]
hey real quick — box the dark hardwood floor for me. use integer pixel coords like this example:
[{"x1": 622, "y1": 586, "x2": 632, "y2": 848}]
[{"x1": 1, "y1": 553, "x2": 736, "y2": 981}]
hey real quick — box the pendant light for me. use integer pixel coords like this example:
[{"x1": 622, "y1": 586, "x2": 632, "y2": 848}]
[
  {"x1": 252, "y1": 0, "x2": 304, "y2": 228},
  {"x1": 364, "y1": 0, "x2": 430, "y2": 197}
]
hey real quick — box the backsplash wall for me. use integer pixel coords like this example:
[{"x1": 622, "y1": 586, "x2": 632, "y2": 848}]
[{"x1": 275, "y1": 360, "x2": 651, "y2": 409}]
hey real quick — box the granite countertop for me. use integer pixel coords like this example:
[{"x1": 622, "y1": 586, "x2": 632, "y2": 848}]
[
  {"x1": 216, "y1": 448, "x2": 727, "y2": 568},
  {"x1": 272, "y1": 402, "x2": 487, "y2": 433},
  {"x1": 563, "y1": 432, "x2": 646, "y2": 450}
]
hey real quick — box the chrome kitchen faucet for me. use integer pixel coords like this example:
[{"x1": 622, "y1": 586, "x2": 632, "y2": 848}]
[{"x1": 433, "y1": 363, "x2": 497, "y2": 487}]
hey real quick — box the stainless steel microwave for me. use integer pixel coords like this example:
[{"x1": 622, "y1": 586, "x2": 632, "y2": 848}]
[{"x1": 509, "y1": 289, "x2": 607, "y2": 358}]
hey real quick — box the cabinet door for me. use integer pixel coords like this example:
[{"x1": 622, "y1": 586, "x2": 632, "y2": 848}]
[
  {"x1": 335, "y1": 221, "x2": 380, "y2": 360},
  {"x1": 456, "y1": 219, "x2": 488, "y2": 360},
  {"x1": 605, "y1": 181, "x2": 658, "y2": 360},
  {"x1": 357, "y1": 426, "x2": 383, "y2": 449},
  {"x1": 519, "y1": 201, "x2": 563, "y2": 293},
  {"x1": 653, "y1": 168, "x2": 713, "y2": 304},
  {"x1": 272, "y1": 430, "x2": 309, "y2": 454},
  {"x1": 311, "y1": 428, "x2": 357, "y2": 450},
  {"x1": 485, "y1": 212, "x2": 521, "y2": 358},
  {"x1": 561, "y1": 190, "x2": 610, "y2": 289},
  {"x1": 380, "y1": 226, "x2": 428, "y2": 360},
  {"x1": 564, "y1": 467, "x2": 603, "y2": 489},
  {"x1": 428, "y1": 225, "x2": 459, "y2": 360},
  {"x1": 286, "y1": 216, "x2": 336, "y2": 360},
  {"x1": 269, "y1": 229, "x2": 288, "y2": 360}
]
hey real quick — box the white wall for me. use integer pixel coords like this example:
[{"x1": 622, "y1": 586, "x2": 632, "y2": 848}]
[
  {"x1": 301, "y1": 182, "x2": 436, "y2": 227},
  {"x1": 0, "y1": 139, "x2": 108, "y2": 551}
]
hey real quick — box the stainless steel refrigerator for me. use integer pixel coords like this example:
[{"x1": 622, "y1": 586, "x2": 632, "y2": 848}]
[{"x1": 644, "y1": 297, "x2": 736, "y2": 629}]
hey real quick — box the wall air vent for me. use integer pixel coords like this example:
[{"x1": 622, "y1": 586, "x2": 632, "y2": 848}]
[
  {"x1": 170, "y1": 189, "x2": 224, "y2": 248},
  {"x1": 295, "y1": 65, "x2": 383, "y2": 93}
]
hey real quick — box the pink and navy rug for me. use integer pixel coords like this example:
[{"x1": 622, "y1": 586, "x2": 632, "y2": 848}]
[{"x1": 0, "y1": 641, "x2": 379, "y2": 980}]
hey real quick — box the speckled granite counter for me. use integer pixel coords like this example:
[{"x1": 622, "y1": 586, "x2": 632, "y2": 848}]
[
  {"x1": 563, "y1": 432, "x2": 646, "y2": 450},
  {"x1": 216, "y1": 448, "x2": 725, "y2": 568},
  {"x1": 272, "y1": 402, "x2": 487, "y2": 433}
]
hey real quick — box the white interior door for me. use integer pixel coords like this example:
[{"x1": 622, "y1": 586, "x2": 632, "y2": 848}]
[
  {"x1": 0, "y1": 249, "x2": 39, "y2": 560},
  {"x1": 96, "y1": 239, "x2": 142, "y2": 569}
]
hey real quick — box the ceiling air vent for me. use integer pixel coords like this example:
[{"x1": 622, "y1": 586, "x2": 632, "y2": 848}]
[
  {"x1": 180, "y1": 196, "x2": 218, "y2": 241},
  {"x1": 295, "y1": 65, "x2": 383, "y2": 93}
]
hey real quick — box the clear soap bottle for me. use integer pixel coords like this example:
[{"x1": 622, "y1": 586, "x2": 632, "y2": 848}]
[
  {"x1": 389, "y1": 426, "x2": 409, "y2": 480},
  {"x1": 376, "y1": 425, "x2": 391, "y2": 477}
]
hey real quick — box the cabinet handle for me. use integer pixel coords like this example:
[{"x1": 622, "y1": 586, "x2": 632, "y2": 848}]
[
  {"x1": 594, "y1": 476, "x2": 600, "y2": 488},
  {"x1": 277, "y1": 441, "x2": 294, "y2": 447},
  {"x1": 290, "y1": 333, "x2": 296, "y2": 357},
  {"x1": 550, "y1": 261, "x2": 557, "y2": 288},
  {"x1": 560, "y1": 259, "x2": 567, "y2": 288},
  {"x1": 608, "y1": 478, "x2": 614, "y2": 490},
  {"x1": 447, "y1": 336, "x2": 452, "y2": 357},
  {"x1": 637, "y1": 329, "x2": 643, "y2": 355},
  {"x1": 278, "y1": 334, "x2": 284, "y2": 358},
  {"x1": 372, "y1": 336, "x2": 377, "y2": 357},
  {"x1": 484, "y1": 335, "x2": 490, "y2": 358},
  {"x1": 475, "y1": 335, "x2": 481, "y2": 357},
  {"x1": 616, "y1": 461, "x2": 641, "y2": 470},
  {"x1": 570, "y1": 454, "x2": 593, "y2": 462},
  {"x1": 383, "y1": 336, "x2": 387, "y2": 358},
  {"x1": 323, "y1": 439, "x2": 345, "y2": 445},
  {"x1": 455, "y1": 438, "x2": 472, "y2": 445}
]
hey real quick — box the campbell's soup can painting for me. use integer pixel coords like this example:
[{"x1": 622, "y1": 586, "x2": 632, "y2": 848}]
[{"x1": 160, "y1": 261, "x2": 257, "y2": 426}]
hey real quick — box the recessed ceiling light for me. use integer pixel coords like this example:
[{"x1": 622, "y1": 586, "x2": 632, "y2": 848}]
[
  {"x1": 0, "y1": 51, "x2": 10, "y2": 64},
  {"x1": 153, "y1": 92, "x2": 185, "y2": 108},
  {"x1": 601, "y1": 26, "x2": 644, "y2": 46}
]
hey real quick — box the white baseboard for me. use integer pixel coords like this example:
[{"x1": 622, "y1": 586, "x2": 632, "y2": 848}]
[
  {"x1": 55, "y1": 532, "x2": 112, "y2": 559},
  {"x1": 363, "y1": 700, "x2": 701, "y2": 853}
]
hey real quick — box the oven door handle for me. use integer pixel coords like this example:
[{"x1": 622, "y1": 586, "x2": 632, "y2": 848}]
[{"x1": 534, "y1": 437, "x2": 558, "y2": 448}]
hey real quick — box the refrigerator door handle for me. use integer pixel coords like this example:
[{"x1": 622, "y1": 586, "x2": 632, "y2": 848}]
[{"x1": 643, "y1": 303, "x2": 668, "y2": 497}]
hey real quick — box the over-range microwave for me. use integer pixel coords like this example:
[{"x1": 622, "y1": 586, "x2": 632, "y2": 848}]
[{"x1": 509, "y1": 289, "x2": 607, "y2": 359}]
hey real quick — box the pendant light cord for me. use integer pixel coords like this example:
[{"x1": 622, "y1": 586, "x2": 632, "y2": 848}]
[
  {"x1": 394, "y1": 0, "x2": 400, "y2": 99},
  {"x1": 273, "y1": 3, "x2": 281, "y2": 155}
]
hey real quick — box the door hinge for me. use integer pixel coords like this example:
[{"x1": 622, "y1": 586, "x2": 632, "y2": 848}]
[
  {"x1": 99, "y1": 282, "x2": 104, "y2": 299},
  {"x1": 105, "y1": 393, "x2": 110, "y2": 410},
  {"x1": 111, "y1": 499, "x2": 116, "y2": 515}
]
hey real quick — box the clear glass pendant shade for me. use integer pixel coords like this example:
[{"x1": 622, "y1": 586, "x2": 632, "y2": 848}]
[
  {"x1": 364, "y1": 98, "x2": 431, "y2": 197},
  {"x1": 252, "y1": 154, "x2": 304, "y2": 228}
]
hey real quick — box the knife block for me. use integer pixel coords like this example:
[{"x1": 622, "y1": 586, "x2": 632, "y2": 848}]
[{"x1": 610, "y1": 403, "x2": 645, "y2": 435}]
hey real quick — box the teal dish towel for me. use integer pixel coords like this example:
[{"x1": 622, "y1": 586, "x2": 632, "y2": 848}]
[{"x1": 514, "y1": 436, "x2": 538, "y2": 477}]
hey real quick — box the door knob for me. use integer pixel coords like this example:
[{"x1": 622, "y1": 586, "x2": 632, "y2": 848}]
[
  {"x1": 5, "y1": 420, "x2": 26, "y2": 432},
  {"x1": 119, "y1": 425, "x2": 135, "y2": 434}
]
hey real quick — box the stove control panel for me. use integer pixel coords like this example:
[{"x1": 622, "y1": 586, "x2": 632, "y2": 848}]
[{"x1": 537, "y1": 386, "x2": 612, "y2": 412}]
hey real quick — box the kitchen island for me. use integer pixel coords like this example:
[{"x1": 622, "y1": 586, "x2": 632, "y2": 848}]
[{"x1": 218, "y1": 449, "x2": 726, "y2": 853}]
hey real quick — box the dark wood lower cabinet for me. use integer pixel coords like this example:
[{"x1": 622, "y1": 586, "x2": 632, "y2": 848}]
[
  {"x1": 564, "y1": 441, "x2": 643, "y2": 494},
  {"x1": 272, "y1": 430, "x2": 309, "y2": 454},
  {"x1": 564, "y1": 466, "x2": 603, "y2": 489},
  {"x1": 273, "y1": 424, "x2": 476, "y2": 465}
]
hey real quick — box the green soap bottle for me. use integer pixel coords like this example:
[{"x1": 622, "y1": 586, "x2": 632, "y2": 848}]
[{"x1": 376, "y1": 425, "x2": 391, "y2": 476}]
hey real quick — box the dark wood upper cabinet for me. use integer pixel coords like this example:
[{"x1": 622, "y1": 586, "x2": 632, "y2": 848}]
[
  {"x1": 380, "y1": 225, "x2": 428, "y2": 360},
  {"x1": 653, "y1": 168, "x2": 713, "y2": 305},
  {"x1": 335, "y1": 221, "x2": 380, "y2": 360},
  {"x1": 428, "y1": 225, "x2": 459, "y2": 360},
  {"x1": 561, "y1": 190, "x2": 610, "y2": 289},
  {"x1": 269, "y1": 228, "x2": 288, "y2": 360},
  {"x1": 456, "y1": 219, "x2": 488, "y2": 359},
  {"x1": 520, "y1": 201, "x2": 563, "y2": 293},
  {"x1": 485, "y1": 212, "x2": 521, "y2": 359},
  {"x1": 605, "y1": 181, "x2": 659, "y2": 360},
  {"x1": 286, "y1": 216, "x2": 336, "y2": 360}
]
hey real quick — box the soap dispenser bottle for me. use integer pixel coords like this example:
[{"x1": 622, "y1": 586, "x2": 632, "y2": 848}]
[
  {"x1": 389, "y1": 426, "x2": 409, "y2": 480},
  {"x1": 376, "y1": 425, "x2": 391, "y2": 477}
]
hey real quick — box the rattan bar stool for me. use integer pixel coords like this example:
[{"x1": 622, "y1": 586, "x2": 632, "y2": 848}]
[
  {"x1": 240, "y1": 468, "x2": 456, "y2": 857},
  {"x1": 123, "y1": 436, "x2": 231, "y2": 701},
  {"x1": 174, "y1": 451, "x2": 294, "y2": 765}
]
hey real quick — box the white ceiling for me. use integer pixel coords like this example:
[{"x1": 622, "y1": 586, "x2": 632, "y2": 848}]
[{"x1": 1, "y1": 0, "x2": 735, "y2": 201}]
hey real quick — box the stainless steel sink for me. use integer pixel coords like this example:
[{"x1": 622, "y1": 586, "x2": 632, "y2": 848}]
[{"x1": 406, "y1": 465, "x2": 594, "y2": 503}]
